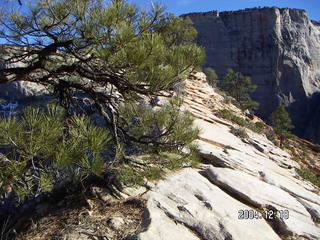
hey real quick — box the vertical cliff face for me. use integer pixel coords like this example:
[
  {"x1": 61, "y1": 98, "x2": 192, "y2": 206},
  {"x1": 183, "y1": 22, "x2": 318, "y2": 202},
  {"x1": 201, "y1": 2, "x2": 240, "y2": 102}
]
[{"x1": 182, "y1": 8, "x2": 320, "y2": 141}]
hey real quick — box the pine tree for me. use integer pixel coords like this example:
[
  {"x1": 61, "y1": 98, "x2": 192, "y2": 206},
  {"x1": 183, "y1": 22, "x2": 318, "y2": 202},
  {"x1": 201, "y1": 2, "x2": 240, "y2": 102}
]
[
  {"x1": 0, "y1": 0, "x2": 204, "y2": 145},
  {"x1": 0, "y1": 101, "x2": 200, "y2": 201},
  {"x1": 220, "y1": 68, "x2": 259, "y2": 111},
  {"x1": 270, "y1": 106, "x2": 294, "y2": 147},
  {"x1": 0, "y1": 0, "x2": 202, "y2": 204},
  {"x1": 204, "y1": 67, "x2": 218, "y2": 86}
]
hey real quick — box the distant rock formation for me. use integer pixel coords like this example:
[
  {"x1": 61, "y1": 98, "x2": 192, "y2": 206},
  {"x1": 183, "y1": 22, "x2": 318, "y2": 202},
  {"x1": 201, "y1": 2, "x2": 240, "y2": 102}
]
[{"x1": 182, "y1": 7, "x2": 320, "y2": 142}]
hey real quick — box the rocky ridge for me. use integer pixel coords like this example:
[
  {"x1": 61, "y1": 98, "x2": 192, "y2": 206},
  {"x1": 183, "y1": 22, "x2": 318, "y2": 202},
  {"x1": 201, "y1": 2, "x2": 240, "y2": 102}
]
[
  {"x1": 182, "y1": 7, "x2": 320, "y2": 143},
  {"x1": 138, "y1": 73, "x2": 320, "y2": 240}
]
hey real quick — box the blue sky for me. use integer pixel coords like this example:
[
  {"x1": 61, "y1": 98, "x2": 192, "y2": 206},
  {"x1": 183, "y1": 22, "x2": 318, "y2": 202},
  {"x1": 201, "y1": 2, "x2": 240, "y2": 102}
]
[
  {"x1": 0, "y1": 1, "x2": 318, "y2": 20},
  {"x1": 128, "y1": 0, "x2": 320, "y2": 21}
]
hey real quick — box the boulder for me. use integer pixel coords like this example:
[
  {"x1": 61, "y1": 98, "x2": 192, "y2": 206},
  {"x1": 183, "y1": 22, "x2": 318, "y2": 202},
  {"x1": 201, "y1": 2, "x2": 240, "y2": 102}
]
[
  {"x1": 0, "y1": 81, "x2": 47, "y2": 101},
  {"x1": 204, "y1": 166, "x2": 320, "y2": 239},
  {"x1": 139, "y1": 169, "x2": 281, "y2": 240}
]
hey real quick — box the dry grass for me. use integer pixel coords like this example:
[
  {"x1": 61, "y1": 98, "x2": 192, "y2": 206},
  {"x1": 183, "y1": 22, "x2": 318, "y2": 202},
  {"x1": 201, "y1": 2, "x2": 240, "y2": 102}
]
[{"x1": 14, "y1": 193, "x2": 145, "y2": 240}]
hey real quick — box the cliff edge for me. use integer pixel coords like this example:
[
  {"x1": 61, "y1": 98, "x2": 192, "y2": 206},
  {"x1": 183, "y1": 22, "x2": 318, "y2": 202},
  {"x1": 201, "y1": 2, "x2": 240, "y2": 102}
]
[{"x1": 182, "y1": 7, "x2": 320, "y2": 143}]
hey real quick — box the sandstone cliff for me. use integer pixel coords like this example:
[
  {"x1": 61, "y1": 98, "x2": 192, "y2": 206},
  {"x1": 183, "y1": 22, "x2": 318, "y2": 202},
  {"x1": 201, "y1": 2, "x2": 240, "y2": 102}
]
[{"x1": 182, "y1": 8, "x2": 320, "y2": 143}]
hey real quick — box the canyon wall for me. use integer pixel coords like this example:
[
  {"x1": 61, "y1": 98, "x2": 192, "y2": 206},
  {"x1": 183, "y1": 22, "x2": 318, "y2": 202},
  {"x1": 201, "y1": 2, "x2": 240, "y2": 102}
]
[{"x1": 182, "y1": 8, "x2": 320, "y2": 142}]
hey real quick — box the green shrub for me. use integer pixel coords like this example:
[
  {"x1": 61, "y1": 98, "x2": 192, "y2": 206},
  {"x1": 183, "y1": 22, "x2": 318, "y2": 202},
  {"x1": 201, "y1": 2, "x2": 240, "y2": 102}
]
[
  {"x1": 161, "y1": 147, "x2": 200, "y2": 170},
  {"x1": 116, "y1": 99, "x2": 200, "y2": 186},
  {"x1": 230, "y1": 127, "x2": 248, "y2": 139},
  {"x1": 118, "y1": 165, "x2": 145, "y2": 187},
  {"x1": 0, "y1": 105, "x2": 111, "y2": 201},
  {"x1": 251, "y1": 122, "x2": 265, "y2": 134},
  {"x1": 119, "y1": 98, "x2": 200, "y2": 153},
  {"x1": 297, "y1": 168, "x2": 320, "y2": 187},
  {"x1": 217, "y1": 109, "x2": 265, "y2": 134},
  {"x1": 217, "y1": 109, "x2": 247, "y2": 126},
  {"x1": 254, "y1": 121, "x2": 265, "y2": 129},
  {"x1": 0, "y1": 98, "x2": 201, "y2": 200},
  {"x1": 118, "y1": 147, "x2": 200, "y2": 187}
]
